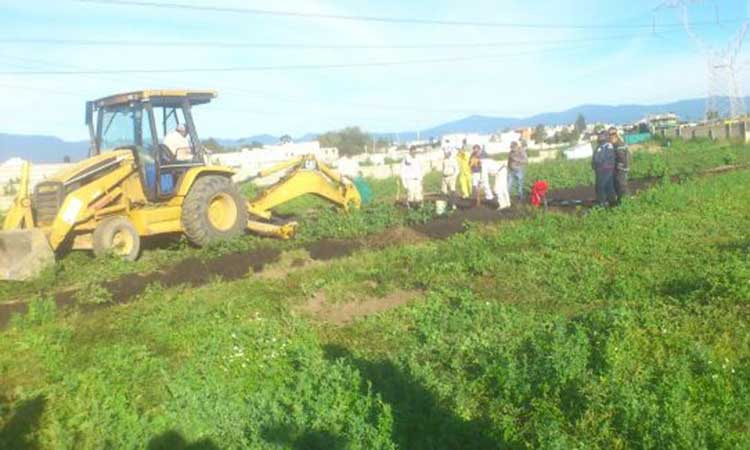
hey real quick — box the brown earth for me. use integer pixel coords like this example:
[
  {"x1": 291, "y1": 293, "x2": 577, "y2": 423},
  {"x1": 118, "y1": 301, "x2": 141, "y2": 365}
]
[
  {"x1": 296, "y1": 290, "x2": 419, "y2": 326},
  {"x1": 305, "y1": 239, "x2": 361, "y2": 261},
  {"x1": 258, "y1": 249, "x2": 323, "y2": 280},
  {"x1": 0, "y1": 247, "x2": 282, "y2": 328},
  {"x1": 0, "y1": 173, "x2": 698, "y2": 329},
  {"x1": 413, "y1": 204, "x2": 527, "y2": 239}
]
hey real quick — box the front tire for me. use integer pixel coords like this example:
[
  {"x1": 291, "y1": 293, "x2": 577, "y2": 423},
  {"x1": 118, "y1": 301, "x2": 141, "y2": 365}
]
[
  {"x1": 93, "y1": 216, "x2": 141, "y2": 261},
  {"x1": 181, "y1": 175, "x2": 248, "y2": 247}
]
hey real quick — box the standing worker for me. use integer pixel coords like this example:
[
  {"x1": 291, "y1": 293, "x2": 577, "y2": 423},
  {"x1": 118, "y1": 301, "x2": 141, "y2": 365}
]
[
  {"x1": 479, "y1": 146, "x2": 497, "y2": 202},
  {"x1": 401, "y1": 148, "x2": 424, "y2": 208},
  {"x1": 507, "y1": 141, "x2": 528, "y2": 201},
  {"x1": 494, "y1": 160, "x2": 511, "y2": 210},
  {"x1": 469, "y1": 145, "x2": 483, "y2": 196},
  {"x1": 441, "y1": 147, "x2": 459, "y2": 197},
  {"x1": 592, "y1": 130, "x2": 616, "y2": 207},
  {"x1": 456, "y1": 147, "x2": 472, "y2": 199},
  {"x1": 610, "y1": 127, "x2": 630, "y2": 204}
]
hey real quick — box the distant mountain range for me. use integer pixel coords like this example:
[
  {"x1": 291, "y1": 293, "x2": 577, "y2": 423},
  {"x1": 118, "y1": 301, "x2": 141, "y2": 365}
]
[
  {"x1": 0, "y1": 97, "x2": 730, "y2": 163},
  {"x1": 0, "y1": 134, "x2": 89, "y2": 164}
]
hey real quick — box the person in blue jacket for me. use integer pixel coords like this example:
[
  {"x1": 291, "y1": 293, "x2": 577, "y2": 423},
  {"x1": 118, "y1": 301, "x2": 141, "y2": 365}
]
[{"x1": 592, "y1": 130, "x2": 616, "y2": 207}]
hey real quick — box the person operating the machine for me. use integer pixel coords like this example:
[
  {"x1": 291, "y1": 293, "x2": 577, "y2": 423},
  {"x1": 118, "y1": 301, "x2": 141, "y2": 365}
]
[{"x1": 162, "y1": 124, "x2": 193, "y2": 161}]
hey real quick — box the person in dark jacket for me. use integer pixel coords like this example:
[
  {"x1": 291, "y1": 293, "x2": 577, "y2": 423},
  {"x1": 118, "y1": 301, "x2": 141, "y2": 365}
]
[
  {"x1": 592, "y1": 130, "x2": 616, "y2": 207},
  {"x1": 609, "y1": 127, "x2": 630, "y2": 204}
]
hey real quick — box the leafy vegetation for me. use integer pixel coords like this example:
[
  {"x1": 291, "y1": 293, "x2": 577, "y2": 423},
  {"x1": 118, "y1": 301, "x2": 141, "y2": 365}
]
[
  {"x1": 1, "y1": 140, "x2": 747, "y2": 306},
  {"x1": 529, "y1": 137, "x2": 750, "y2": 190},
  {"x1": 0, "y1": 147, "x2": 749, "y2": 448},
  {"x1": 318, "y1": 127, "x2": 389, "y2": 156}
]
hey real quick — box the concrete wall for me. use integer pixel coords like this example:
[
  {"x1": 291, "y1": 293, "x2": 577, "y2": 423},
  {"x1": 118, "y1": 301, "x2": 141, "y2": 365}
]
[{"x1": 661, "y1": 121, "x2": 750, "y2": 142}]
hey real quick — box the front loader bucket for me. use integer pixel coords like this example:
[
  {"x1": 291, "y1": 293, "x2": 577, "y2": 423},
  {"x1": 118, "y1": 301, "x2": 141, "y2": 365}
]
[{"x1": 0, "y1": 229, "x2": 55, "y2": 281}]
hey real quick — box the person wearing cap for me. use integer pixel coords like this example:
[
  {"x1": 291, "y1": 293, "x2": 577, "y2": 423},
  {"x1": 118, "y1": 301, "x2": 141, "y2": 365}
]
[
  {"x1": 592, "y1": 130, "x2": 616, "y2": 207},
  {"x1": 400, "y1": 147, "x2": 424, "y2": 208},
  {"x1": 609, "y1": 127, "x2": 630, "y2": 204},
  {"x1": 507, "y1": 141, "x2": 528, "y2": 201},
  {"x1": 441, "y1": 147, "x2": 459, "y2": 197},
  {"x1": 162, "y1": 124, "x2": 193, "y2": 161}
]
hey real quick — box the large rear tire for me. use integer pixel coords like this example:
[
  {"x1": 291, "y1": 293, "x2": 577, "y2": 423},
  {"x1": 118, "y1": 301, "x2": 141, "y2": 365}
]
[
  {"x1": 181, "y1": 175, "x2": 248, "y2": 247},
  {"x1": 93, "y1": 216, "x2": 141, "y2": 261}
]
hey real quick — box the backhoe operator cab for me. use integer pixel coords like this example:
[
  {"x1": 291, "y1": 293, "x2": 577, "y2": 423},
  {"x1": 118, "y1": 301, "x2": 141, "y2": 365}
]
[
  {"x1": 0, "y1": 89, "x2": 359, "y2": 280},
  {"x1": 86, "y1": 90, "x2": 215, "y2": 200}
]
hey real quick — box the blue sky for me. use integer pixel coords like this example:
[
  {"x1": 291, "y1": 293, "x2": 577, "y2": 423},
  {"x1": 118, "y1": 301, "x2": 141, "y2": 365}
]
[{"x1": 1, "y1": 0, "x2": 749, "y2": 140}]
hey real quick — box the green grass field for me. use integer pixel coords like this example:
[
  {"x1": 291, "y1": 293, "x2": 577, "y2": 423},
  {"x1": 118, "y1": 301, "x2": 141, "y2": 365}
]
[
  {"x1": 5, "y1": 138, "x2": 748, "y2": 307},
  {"x1": 0, "y1": 139, "x2": 749, "y2": 449}
]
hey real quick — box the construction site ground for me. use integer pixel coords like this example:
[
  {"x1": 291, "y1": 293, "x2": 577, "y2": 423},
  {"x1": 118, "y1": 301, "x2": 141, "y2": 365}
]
[{"x1": 0, "y1": 173, "x2": 668, "y2": 328}]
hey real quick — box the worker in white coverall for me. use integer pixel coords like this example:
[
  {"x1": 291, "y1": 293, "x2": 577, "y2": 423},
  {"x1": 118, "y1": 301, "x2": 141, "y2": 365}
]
[
  {"x1": 481, "y1": 157, "x2": 500, "y2": 201},
  {"x1": 441, "y1": 148, "x2": 459, "y2": 195},
  {"x1": 494, "y1": 161, "x2": 511, "y2": 210},
  {"x1": 401, "y1": 148, "x2": 424, "y2": 208}
]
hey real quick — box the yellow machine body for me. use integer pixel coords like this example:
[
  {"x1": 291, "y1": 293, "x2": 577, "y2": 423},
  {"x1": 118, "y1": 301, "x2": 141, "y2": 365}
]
[{"x1": 0, "y1": 90, "x2": 360, "y2": 281}]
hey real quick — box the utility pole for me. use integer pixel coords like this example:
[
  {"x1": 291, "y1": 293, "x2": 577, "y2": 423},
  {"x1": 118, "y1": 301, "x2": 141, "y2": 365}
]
[{"x1": 656, "y1": 0, "x2": 750, "y2": 119}]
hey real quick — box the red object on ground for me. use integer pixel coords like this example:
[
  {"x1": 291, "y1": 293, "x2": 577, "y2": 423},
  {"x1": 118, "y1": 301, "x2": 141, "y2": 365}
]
[{"x1": 530, "y1": 180, "x2": 549, "y2": 207}]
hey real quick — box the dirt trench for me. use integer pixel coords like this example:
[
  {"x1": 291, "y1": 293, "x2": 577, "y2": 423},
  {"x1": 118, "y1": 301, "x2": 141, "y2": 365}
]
[{"x1": 0, "y1": 175, "x2": 672, "y2": 328}]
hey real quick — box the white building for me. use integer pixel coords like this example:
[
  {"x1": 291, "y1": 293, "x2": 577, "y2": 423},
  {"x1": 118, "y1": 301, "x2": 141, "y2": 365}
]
[
  {"x1": 441, "y1": 131, "x2": 522, "y2": 155},
  {"x1": 211, "y1": 141, "x2": 339, "y2": 184},
  {"x1": 564, "y1": 142, "x2": 594, "y2": 160}
]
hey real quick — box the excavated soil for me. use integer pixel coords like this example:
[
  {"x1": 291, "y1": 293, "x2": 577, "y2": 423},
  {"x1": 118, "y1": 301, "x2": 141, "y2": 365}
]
[
  {"x1": 413, "y1": 205, "x2": 526, "y2": 239},
  {"x1": 365, "y1": 227, "x2": 428, "y2": 249},
  {"x1": 0, "y1": 247, "x2": 283, "y2": 328},
  {"x1": 546, "y1": 176, "x2": 661, "y2": 207},
  {"x1": 296, "y1": 290, "x2": 419, "y2": 326},
  {"x1": 0, "y1": 173, "x2": 702, "y2": 328},
  {"x1": 92, "y1": 247, "x2": 280, "y2": 303},
  {"x1": 305, "y1": 239, "x2": 361, "y2": 261}
]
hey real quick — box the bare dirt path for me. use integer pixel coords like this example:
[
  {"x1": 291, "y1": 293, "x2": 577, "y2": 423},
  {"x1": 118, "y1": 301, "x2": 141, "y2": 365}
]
[{"x1": 0, "y1": 170, "x2": 725, "y2": 328}]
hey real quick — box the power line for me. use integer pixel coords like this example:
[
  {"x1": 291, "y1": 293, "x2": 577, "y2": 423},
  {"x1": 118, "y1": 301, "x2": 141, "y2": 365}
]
[
  {"x1": 76, "y1": 0, "x2": 745, "y2": 30},
  {"x1": 0, "y1": 31, "x2": 686, "y2": 50},
  {"x1": 0, "y1": 41, "x2": 658, "y2": 76},
  {"x1": 0, "y1": 44, "x2": 592, "y2": 120},
  {"x1": 0, "y1": 52, "x2": 507, "y2": 117},
  {"x1": 0, "y1": 82, "x2": 85, "y2": 97}
]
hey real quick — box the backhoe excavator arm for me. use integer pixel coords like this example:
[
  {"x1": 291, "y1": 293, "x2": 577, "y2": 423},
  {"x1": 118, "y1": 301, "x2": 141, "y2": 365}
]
[
  {"x1": 3, "y1": 160, "x2": 34, "y2": 230},
  {"x1": 258, "y1": 157, "x2": 303, "y2": 178},
  {"x1": 246, "y1": 156, "x2": 361, "y2": 221}
]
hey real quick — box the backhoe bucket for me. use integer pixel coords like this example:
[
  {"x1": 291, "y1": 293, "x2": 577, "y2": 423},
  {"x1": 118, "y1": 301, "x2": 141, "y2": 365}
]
[{"x1": 0, "y1": 229, "x2": 55, "y2": 281}]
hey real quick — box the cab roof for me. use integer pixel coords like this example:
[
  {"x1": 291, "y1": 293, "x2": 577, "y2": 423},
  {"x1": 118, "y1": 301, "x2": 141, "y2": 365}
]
[{"x1": 92, "y1": 90, "x2": 217, "y2": 108}]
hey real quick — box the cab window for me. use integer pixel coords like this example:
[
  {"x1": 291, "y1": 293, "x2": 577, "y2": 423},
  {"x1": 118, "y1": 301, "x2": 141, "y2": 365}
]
[{"x1": 100, "y1": 106, "x2": 137, "y2": 150}]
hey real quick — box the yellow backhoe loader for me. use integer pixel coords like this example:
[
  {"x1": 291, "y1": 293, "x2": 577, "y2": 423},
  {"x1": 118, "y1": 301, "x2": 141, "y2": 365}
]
[{"x1": 0, "y1": 90, "x2": 360, "y2": 281}]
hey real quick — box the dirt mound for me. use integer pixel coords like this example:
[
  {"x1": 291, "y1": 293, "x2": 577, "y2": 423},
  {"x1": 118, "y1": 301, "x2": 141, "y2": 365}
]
[
  {"x1": 49, "y1": 247, "x2": 281, "y2": 308},
  {"x1": 365, "y1": 227, "x2": 428, "y2": 249},
  {"x1": 547, "y1": 177, "x2": 661, "y2": 206},
  {"x1": 412, "y1": 205, "x2": 525, "y2": 239},
  {"x1": 3, "y1": 172, "x2": 694, "y2": 329},
  {"x1": 296, "y1": 290, "x2": 419, "y2": 326},
  {"x1": 305, "y1": 239, "x2": 362, "y2": 261},
  {"x1": 259, "y1": 249, "x2": 323, "y2": 280}
]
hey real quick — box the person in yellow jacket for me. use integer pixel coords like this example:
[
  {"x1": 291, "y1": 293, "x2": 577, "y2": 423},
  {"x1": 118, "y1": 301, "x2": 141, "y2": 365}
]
[{"x1": 456, "y1": 147, "x2": 472, "y2": 199}]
